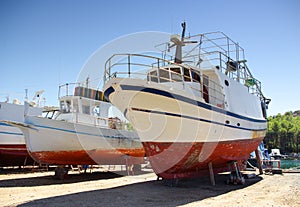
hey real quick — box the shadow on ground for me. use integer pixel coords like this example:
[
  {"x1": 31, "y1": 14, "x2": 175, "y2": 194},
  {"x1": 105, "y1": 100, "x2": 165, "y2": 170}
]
[
  {"x1": 0, "y1": 170, "x2": 125, "y2": 187},
  {"x1": 16, "y1": 174, "x2": 263, "y2": 207}
]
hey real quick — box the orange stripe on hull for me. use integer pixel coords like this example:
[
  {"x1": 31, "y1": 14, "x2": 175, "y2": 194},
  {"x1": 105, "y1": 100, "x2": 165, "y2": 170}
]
[
  {"x1": 143, "y1": 138, "x2": 264, "y2": 179},
  {"x1": 30, "y1": 148, "x2": 145, "y2": 165}
]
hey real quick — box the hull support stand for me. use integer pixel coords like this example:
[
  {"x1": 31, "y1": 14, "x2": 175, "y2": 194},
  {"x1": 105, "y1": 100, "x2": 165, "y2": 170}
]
[
  {"x1": 255, "y1": 149, "x2": 263, "y2": 175},
  {"x1": 124, "y1": 155, "x2": 134, "y2": 176},
  {"x1": 54, "y1": 165, "x2": 69, "y2": 180},
  {"x1": 208, "y1": 162, "x2": 215, "y2": 186},
  {"x1": 226, "y1": 161, "x2": 245, "y2": 185}
]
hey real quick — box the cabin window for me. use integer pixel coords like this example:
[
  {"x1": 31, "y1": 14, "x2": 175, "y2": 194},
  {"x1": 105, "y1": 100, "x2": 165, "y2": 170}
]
[
  {"x1": 183, "y1": 68, "x2": 191, "y2": 81},
  {"x1": 60, "y1": 100, "x2": 70, "y2": 113},
  {"x1": 82, "y1": 105, "x2": 90, "y2": 115},
  {"x1": 170, "y1": 67, "x2": 182, "y2": 82},
  {"x1": 159, "y1": 68, "x2": 170, "y2": 82},
  {"x1": 191, "y1": 70, "x2": 201, "y2": 83},
  {"x1": 203, "y1": 75, "x2": 209, "y2": 103},
  {"x1": 148, "y1": 70, "x2": 158, "y2": 82}
]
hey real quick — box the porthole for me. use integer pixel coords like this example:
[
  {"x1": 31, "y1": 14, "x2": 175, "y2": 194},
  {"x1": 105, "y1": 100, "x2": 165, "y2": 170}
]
[
  {"x1": 225, "y1": 120, "x2": 230, "y2": 124},
  {"x1": 237, "y1": 123, "x2": 240, "y2": 126},
  {"x1": 225, "y1": 80, "x2": 229, "y2": 86}
]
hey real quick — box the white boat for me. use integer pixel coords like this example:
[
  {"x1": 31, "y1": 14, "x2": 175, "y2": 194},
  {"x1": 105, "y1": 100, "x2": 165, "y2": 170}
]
[
  {"x1": 103, "y1": 23, "x2": 270, "y2": 179},
  {"x1": 270, "y1": 149, "x2": 285, "y2": 160},
  {"x1": 0, "y1": 92, "x2": 44, "y2": 167},
  {"x1": 5, "y1": 83, "x2": 145, "y2": 166}
]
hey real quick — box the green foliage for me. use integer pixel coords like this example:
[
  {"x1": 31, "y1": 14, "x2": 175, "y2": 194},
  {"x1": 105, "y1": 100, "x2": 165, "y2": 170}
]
[{"x1": 265, "y1": 110, "x2": 300, "y2": 154}]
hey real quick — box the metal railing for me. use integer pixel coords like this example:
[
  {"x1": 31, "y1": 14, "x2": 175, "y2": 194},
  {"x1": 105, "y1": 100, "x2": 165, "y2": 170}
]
[
  {"x1": 156, "y1": 31, "x2": 265, "y2": 99},
  {"x1": 104, "y1": 31, "x2": 268, "y2": 108},
  {"x1": 58, "y1": 82, "x2": 80, "y2": 99},
  {"x1": 104, "y1": 53, "x2": 225, "y2": 108}
]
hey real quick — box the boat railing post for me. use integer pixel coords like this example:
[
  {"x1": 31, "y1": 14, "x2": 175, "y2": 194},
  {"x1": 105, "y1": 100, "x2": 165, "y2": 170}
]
[
  {"x1": 157, "y1": 58, "x2": 160, "y2": 83},
  {"x1": 128, "y1": 55, "x2": 131, "y2": 78},
  {"x1": 58, "y1": 85, "x2": 61, "y2": 99},
  {"x1": 66, "y1": 83, "x2": 69, "y2": 96},
  {"x1": 107, "y1": 58, "x2": 111, "y2": 82},
  {"x1": 227, "y1": 37, "x2": 230, "y2": 59},
  {"x1": 236, "y1": 42, "x2": 240, "y2": 82},
  {"x1": 219, "y1": 52, "x2": 222, "y2": 73}
]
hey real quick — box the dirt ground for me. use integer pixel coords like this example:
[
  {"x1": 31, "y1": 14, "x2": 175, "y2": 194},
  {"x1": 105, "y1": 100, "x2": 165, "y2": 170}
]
[{"x1": 0, "y1": 167, "x2": 299, "y2": 207}]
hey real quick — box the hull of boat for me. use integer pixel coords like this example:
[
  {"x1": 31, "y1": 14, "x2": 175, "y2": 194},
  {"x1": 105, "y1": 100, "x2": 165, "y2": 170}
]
[
  {"x1": 104, "y1": 78, "x2": 267, "y2": 179},
  {"x1": 0, "y1": 145, "x2": 34, "y2": 167},
  {"x1": 0, "y1": 123, "x2": 34, "y2": 166},
  {"x1": 143, "y1": 139, "x2": 263, "y2": 179},
  {"x1": 17, "y1": 116, "x2": 145, "y2": 165},
  {"x1": 0, "y1": 102, "x2": 42, "y2": 166},
  {"x1": 0, "y1": 144, "x2": 34, "y2": 167}
]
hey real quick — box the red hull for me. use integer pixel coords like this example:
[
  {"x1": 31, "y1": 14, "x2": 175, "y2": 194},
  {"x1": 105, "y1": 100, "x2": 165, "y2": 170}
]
[
  {"x1": 143, "y1": 138, "x2": 263, "y2": 179},
  {"x1": 30, "y1": 148, "x2": 145, "y2": 165},
  {"x1": 0, "y1": 144, "x2": 34, "y2": 167}
]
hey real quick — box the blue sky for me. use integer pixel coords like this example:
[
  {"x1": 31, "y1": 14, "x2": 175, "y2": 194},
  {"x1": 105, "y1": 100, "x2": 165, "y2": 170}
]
[{"x1": 0, "y1": 0, "x2": 299, "y2": 116}]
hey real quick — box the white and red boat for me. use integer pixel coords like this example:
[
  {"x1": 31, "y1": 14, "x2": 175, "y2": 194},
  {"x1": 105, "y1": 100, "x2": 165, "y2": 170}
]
[
  {"x1": 5, "y1": 83, "x2": 145, "y2": 166},
  {"x1": 103, "y1": 23, "x2": 270, "y2": 179},
  {"x1": 0, "y1": 92, "x2": 44, "y2": 167}
]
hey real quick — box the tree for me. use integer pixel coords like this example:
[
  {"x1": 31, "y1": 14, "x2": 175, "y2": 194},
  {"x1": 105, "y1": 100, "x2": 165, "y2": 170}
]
[{"x1": 265, "y1": 110, "x2": 300, "y2": 154}]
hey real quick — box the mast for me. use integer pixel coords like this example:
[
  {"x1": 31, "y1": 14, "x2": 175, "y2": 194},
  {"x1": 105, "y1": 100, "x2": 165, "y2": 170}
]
[{"x1": 173, "y1": 22, "x2": 186, "y2": 64}]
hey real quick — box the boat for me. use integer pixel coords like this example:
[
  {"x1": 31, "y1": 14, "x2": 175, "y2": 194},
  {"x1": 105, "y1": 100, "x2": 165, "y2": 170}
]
[
  {"x1": 270, "y1": 149, "x2": 286, "y2": 160},
  {"x1": 0, "y1": 91, "x2": 44, "y2": 167},
  {"x1": 103, "y1": 22, "x2": 270, "y2": 179},
  {"x1": 4, "y1": 83, "x2": 145, "y2": 166}
]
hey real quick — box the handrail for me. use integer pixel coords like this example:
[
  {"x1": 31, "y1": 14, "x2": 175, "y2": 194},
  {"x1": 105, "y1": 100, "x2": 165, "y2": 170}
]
[
  {"x1": 58, "y1": 82, "x2": 106, "y2": 101},
  {"x1": 104, "y1": 53, "x2": 182, "y2": 82},
  {"x1": 104, "y1": 53, "x2": 225, "y2": 108},
  {"x1": 104, "y1": 31, "x2": 267, "y2": 105}
]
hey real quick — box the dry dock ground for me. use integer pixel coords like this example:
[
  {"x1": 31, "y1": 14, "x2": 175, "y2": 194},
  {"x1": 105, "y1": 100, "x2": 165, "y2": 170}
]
[{"x1": 0, "y1": 167, "x2": 299, "y2": 207}]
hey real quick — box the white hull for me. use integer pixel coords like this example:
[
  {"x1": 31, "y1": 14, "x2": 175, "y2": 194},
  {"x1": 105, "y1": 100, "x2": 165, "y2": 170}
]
[
  {"x1": 104, "y1": 78, "x2": 266, "y2": 178},
  {"x1": 16, "y1": 116, "x2": 144, "y2": 165},
  {"x1": 104, "y1": 77, "x2": 267, "y2": 144},
  {"x1": 0, "y1": 102, "x2": 43, "y2": 166},
  {"x1": 0, "y1": 124, "x2": 24, "y2": 145}
]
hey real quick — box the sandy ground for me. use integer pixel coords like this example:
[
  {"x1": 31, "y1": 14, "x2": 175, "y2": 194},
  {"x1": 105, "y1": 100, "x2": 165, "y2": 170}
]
[{"x1": 0, "y1": 167, "x2": 299, "y2": 207}]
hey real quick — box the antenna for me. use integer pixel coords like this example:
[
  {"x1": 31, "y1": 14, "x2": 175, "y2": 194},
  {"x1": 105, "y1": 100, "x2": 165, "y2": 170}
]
[
  {"x1": 181, "y1": 21, "x2": 186, "y2": 42},
  {"x1": 86, "y1": 76, "x2": 90, "y2": 88}
]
